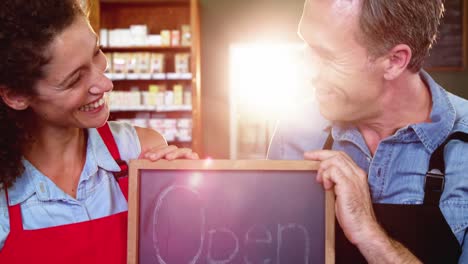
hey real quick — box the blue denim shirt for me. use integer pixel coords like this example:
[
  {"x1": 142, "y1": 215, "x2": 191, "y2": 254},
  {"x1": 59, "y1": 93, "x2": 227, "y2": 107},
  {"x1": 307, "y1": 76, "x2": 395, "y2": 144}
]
[
  {"x1": 0, "y1": 122, "x2": 141, "y2": 250},
  {"x1": 268, "y1": 71, "x2": 468, "y2": 262}
]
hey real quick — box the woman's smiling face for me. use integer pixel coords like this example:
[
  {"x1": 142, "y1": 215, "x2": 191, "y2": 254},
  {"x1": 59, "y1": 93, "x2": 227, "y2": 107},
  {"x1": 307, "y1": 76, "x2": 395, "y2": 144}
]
[{"x1": 28, "y1": 16, "x2": 113, "y2": 129}]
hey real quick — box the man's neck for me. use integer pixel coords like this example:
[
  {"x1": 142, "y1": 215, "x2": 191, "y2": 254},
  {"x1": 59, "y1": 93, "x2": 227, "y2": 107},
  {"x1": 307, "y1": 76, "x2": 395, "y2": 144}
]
[{"x1": 357, "y1": 72, "x2": 432, "y2": 155}]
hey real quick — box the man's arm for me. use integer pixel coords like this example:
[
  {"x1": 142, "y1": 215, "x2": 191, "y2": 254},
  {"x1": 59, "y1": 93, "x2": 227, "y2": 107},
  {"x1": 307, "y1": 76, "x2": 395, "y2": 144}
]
[
  {"x1": 356, "y1": 223, "x2": 420, "y2": 264},
  {"x1": 305, "y1": 150, "x2": 421, "y2": 264}
]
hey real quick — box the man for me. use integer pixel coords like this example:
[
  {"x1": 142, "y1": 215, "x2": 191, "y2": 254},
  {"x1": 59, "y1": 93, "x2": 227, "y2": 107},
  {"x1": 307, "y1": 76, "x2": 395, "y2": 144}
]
[{"x1": 268, "y1": 0, "x2": 468, "y2": 263}]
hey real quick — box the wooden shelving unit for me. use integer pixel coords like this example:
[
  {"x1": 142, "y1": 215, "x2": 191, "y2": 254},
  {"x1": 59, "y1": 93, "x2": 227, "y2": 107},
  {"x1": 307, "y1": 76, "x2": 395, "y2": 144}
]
[
  {"x1": 102, "y1": 46, "x2": 191, "y2": 53},
  {"x1": 89, "y1": 0, "x2": 202, "y2": 155}
]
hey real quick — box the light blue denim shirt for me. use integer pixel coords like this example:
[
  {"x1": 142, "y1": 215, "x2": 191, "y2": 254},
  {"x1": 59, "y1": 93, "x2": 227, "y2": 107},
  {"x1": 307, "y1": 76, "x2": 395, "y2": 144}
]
[
  {"x1": 0, "y1": 121, "x2": 141, "y2": 250},
  {"x1": 268, "y1": 71, "x2": 468, "y2": 262}
]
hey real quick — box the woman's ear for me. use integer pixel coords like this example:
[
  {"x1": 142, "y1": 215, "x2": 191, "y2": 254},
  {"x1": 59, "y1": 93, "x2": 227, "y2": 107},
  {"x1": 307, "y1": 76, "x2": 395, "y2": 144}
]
[{"x1": 0, "y1": 86, "x2": 30, "y2": 110}]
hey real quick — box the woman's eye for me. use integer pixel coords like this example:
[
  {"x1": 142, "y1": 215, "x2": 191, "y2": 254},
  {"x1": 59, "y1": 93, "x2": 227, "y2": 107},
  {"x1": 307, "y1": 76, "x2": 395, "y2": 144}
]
[{"x1": 68, "y1": 75, "x2": 82, "y2": 87}]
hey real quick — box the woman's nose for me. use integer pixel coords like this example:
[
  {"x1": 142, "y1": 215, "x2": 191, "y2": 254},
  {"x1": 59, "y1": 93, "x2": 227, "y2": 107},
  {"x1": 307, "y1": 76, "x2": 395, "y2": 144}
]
[{"x1": 89, "y1": 71, "x2": 113, "y2": 94}]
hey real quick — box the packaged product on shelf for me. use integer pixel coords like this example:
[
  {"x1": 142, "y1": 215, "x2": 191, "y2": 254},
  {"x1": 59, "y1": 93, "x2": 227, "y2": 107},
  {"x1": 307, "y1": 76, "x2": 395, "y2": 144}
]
[
  {"x1": 129, "y1": 86, "x2": 142, "y2": 109},
  {"x1": 132, "y1": 118, "x2": 148, "y2": 128},
  {"x1": 111, "y1": 91, "x2": 127, "y2": 110},
  {"x1": 156, "y1": 88, "x2": 165, "y2": 107},
  {"x1": 112, "y1": 53, "x2": 127, "y2": 80},
  {"x1": 104, "y1": 52, "x2": 113, "y2": 79},
  {"x1": 129, "y1": 25, "x2": 148, "y2": 46},
  {"x1": 164, "y1": 91, "x2": 174, "y2": 108},
  {"x1": 150, "y1": 53, "x2": 165, "y2": 80},
  {"x1": 173, "y1": 84, "x2": 184, "y2": 105},
  {"x1": 149, "y1": 84, "x2": 166, "y2": 107},
  {"x1": 163, "y1": 119, "x2": 178, "y2": 142},
  {"x1": 177, "y1": 118, "x2": 193, "y2": 142},
  {"x1": 148, "y1": 84, "x2": 160, "y2": 106},
  {"x1": 116, "y1": 118, "x2": 133, "y2": 125},
  {"x1": 149, "y1": 118, "x2": 165, "y2": 134},
  {"x1": 109, "y1": 29, "x2": 132, "y2": 47},
  {"x1": 160, "y1": 30, "x2": 171, "y2": 46},
  {"x1": 108, "y1": 91, "x2": 119, "y2": 110},
  {"x1": 108, "y1": 30, "x2": 118, "y2": 47},
  {"x1": 147, "y1": 34, "x2": 162, "y2": 46},
  {"x1": 137, "y1": 53, "x2": 152, "y2": 79},
  {"x1": 174, "y1": 53, "x2": 190, "y2": 73},
  {"x1": 181, "y1": 25, "x2": 192, "y2": 46},
  {"x1": 141, "y1": 91, "x2": 150, "y2": 107},
  {"x1": 126, "y1": 53, "x2": 139, "y2": 80},
  {"x1": 183, "y1": 90, "x2": 192, "y2": 106},
  {"x1": 177, "y1": 128, "x2": 192, "y2": 142},
  {"x1": 171, "y1": 30, "x2": 180, "y2": 46},
  {"x1": 177, "y1": 118, "x2": 193, "y2": 129},
  {"x1": 100, "y1": 29, "x2": 109, "y2": 47}
]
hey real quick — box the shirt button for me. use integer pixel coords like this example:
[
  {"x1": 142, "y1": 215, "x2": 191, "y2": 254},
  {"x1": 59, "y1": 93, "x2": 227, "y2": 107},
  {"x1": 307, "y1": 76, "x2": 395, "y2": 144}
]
[
  {"x1": 367, "y1": 157, "x2": 372, "y2": 162},
  {"x1": 39, "y1": 182, "x2": 46, "y2": 193}
]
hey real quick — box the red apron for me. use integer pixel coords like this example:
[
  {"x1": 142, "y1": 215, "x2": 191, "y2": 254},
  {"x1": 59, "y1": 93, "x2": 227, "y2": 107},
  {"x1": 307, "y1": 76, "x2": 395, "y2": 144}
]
[{"x1": 0, "y1": 123, "x2": 129, "y2": 264}]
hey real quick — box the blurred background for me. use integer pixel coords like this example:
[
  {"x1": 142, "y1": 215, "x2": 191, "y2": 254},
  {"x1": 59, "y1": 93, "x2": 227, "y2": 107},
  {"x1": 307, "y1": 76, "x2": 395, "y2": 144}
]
[{"x1": 89, "y1": 0, "x2": 468, "y2": 159}]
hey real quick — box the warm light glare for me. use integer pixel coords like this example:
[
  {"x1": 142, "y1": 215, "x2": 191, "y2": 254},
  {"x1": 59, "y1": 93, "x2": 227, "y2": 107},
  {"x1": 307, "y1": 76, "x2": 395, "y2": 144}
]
[
  {"x1": 189, "y1": 173, "x2": 202, "y2": 187},
  {"x1": 230, "y1": 43, "x2": 312, "y2": 118},
  {"x1": 204, "y1": 157, "x2": 213, "y2": 166}
]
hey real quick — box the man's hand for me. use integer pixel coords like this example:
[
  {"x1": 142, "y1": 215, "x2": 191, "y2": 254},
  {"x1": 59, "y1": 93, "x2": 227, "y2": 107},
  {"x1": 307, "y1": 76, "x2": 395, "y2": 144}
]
[
  {"x1": 304, "y1": 150, "x2": 378, "y2": 245},
  {"x1": 140, "y1": 145, "x2": 199, "y2": 161},
  {"x1": 305, "y1": 150, "x2": 421, "y2": 264}
]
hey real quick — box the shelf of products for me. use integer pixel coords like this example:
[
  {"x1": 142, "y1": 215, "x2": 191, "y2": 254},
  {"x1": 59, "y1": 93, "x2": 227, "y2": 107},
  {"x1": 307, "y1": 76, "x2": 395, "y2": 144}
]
[
  {"x1": 103, "y1": 51, "x2": 192, "y2": 81},
  {"x1": 102, "y1": 46, "x2": 191, "y2": 53},
  {"x1": 90, "y1": 0, "x2": 202, "y2": 154}
]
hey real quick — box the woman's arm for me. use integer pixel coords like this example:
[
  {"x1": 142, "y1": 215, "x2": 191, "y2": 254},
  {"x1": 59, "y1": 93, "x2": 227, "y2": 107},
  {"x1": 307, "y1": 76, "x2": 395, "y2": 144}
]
[{"x1": 135, "y1": 127, "x2": 198, "y2": 160}]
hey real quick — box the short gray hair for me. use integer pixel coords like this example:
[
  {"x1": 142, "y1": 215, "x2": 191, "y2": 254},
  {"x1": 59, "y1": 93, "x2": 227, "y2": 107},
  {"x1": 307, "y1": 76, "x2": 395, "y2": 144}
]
[{"x1": 357, "y1": 0, "x2": 445, "y2": 72}]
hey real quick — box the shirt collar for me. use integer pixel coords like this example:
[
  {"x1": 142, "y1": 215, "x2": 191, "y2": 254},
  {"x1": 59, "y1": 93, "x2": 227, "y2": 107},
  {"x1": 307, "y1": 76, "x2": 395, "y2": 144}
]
[
  {"x1": 330, "y1": 70, "x2": 455, "y2": 154},
  {"x1": 7, "y1": 128, "x2": 121, "y2": 206},
  {"x1": 87, "y1": 127, "x2": 122, "y2": 173},
  {"x1": 410, "y1": 70, "x2": 455, "y2": 152}
]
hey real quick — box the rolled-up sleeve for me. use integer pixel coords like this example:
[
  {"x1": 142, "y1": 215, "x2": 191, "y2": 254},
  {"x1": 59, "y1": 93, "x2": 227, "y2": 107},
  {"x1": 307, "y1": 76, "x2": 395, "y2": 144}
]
[{"x1": 0, "y1": 190, "x2": 9, "y2": 251}]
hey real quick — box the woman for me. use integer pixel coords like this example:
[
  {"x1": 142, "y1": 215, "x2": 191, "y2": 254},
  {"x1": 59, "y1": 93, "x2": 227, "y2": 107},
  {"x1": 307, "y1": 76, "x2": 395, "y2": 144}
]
[{"x1": 0, "y1": 1, "x2": 198, "y2": 262}]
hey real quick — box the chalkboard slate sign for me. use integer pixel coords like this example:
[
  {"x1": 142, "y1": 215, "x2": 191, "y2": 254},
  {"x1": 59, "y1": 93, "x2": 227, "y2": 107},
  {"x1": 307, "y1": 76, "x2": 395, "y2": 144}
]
[
  {"x1": 128, "y1": 160, "x2": 335, "y2": 264},
  {"x1": 424, "y1": 0, "x2": 467, "y2": 70}
]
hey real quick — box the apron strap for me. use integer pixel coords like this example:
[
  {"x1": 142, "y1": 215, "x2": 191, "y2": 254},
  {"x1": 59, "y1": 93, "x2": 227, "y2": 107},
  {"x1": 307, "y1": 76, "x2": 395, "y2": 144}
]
[
  {"x1": 97, "y1": 123, "x2": 128, "y2": 180},
  {"x1": 3, "y1": 187, "x2": 24, "y2": 233},
  {"x1": 424, "y1": 132, "x2": 468, "y2": 205},
  {"x1": 323, "y1": 133, "x2": 334, "y2": 150},
  {"x1": 321, "y1": 131, "x2": 468, "y2": 206}
]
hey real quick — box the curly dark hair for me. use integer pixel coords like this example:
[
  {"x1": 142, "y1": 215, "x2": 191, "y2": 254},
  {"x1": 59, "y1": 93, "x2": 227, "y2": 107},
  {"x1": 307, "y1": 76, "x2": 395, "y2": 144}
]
[{"x1": 0, "y1": 0, "x2": 85, "y2": 189}]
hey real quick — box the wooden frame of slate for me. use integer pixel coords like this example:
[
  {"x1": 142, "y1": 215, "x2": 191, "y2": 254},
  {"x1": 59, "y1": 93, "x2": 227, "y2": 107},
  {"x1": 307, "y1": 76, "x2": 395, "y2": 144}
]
[{"x1": 127, "y1": 160, "x2": 335, "y2": 264}]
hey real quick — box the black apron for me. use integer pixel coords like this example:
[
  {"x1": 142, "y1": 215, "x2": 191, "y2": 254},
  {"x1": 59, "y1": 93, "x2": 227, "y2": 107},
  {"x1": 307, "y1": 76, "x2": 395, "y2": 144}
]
[{"x1": 323, "y1": 132, "x2": 467, "y2": 263}]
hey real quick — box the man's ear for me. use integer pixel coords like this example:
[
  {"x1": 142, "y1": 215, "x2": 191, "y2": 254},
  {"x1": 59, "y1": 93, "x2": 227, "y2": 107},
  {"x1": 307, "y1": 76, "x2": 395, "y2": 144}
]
[
  {"x1": 382, "y1": 44, "x2": 412, "y2": 81},
  {"x1": 0, "y1": 86, "x2": 30, "y2": 110}
]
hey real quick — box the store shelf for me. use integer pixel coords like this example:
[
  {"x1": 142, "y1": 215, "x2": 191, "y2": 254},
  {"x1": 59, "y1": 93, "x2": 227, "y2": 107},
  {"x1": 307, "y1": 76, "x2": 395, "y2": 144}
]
[
  {"x1": 167, "y1": 140, "x2": 192, "y2": 146},
  {"x1": 110, "y1": 105, "x2": 192, "y2": 112},
  {"x1": 102, "y1": 46, "x2": 191, "y2": 53},
  {"x1": 92, "y1": 0, "x2": 202, "y2": 154},
  {"x1": 101, "y1": 0, "x2": 189, "y2": 5},
  {"x1": 106, "y1": 73, "x2": 193, "y2": 81}
]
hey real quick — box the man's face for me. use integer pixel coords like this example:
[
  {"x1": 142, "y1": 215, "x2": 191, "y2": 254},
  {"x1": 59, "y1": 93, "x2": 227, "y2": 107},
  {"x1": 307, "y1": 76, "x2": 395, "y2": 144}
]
[{"x1": 298, "y1": 0, "x2": 386, "y2": 123}]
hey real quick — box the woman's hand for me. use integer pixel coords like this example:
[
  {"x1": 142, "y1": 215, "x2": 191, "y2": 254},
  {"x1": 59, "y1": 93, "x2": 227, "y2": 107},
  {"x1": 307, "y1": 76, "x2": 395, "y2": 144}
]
[
  {"x1": 135, "y1": 126, "x2": 199, "y2": 161},
  {"x1": 140, "y1": 145, "x2": 199, "y2": 161}
]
